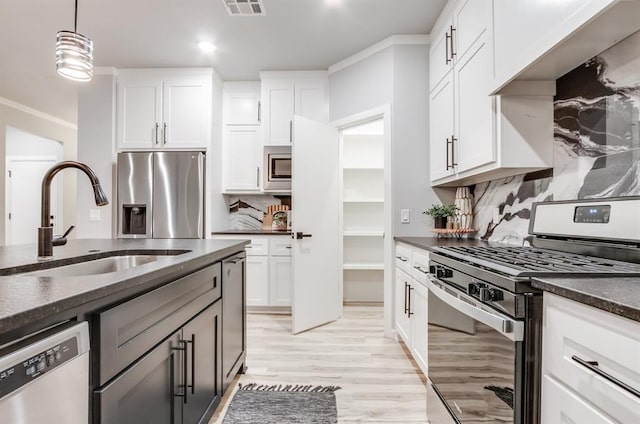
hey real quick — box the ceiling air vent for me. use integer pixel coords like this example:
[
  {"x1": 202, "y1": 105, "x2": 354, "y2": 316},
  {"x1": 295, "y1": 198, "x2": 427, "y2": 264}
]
[{"x1": 223, "y1": 0, "x2": 266, "y2": 16}]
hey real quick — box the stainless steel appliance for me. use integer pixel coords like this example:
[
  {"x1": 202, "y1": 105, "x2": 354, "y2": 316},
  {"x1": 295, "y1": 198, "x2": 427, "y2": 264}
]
[
  {"x1": 0, "y1": 322, "x2": 90, "y2": 423},
  {"x1": 263, "y1": 146, "x2": 291, "y2": 190},
  {"x1": 427, "y1": 197, "x2": 640, "y2": 424},
  {"x1": 117, "y1": 151, "x2": 205, "y2": 239}
]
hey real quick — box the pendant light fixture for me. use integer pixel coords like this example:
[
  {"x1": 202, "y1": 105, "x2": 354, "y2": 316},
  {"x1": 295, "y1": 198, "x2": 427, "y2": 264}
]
[{"x1": 56, "y1": 0, "x2": 93, "y2": 81}]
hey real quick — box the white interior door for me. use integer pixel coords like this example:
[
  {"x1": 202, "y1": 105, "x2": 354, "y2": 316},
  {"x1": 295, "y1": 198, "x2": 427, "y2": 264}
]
[
  {"x1": 6, "y1": 158, "x2": 61, "y2": 245},
  {"x1": 291, "y1": 116, "x2": 340, "y2": 334}
]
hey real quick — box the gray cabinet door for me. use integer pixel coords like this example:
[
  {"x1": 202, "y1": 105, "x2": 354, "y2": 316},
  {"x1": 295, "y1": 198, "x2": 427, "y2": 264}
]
[
  {"x1": 95, "y1": 331, "x2": 182, "y2": 424},
  {"x1": 183, "y1": 301, "x2": 222, "y2": 424},
  {"x1": 222, "y1": 254, "x2": 246, "y2": 391}
]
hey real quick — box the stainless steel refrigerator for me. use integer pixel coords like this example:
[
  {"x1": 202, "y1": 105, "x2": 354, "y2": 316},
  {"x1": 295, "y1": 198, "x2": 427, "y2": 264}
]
[{"x1": 117, "y1": 151, "x2": 205, "y2": 239}]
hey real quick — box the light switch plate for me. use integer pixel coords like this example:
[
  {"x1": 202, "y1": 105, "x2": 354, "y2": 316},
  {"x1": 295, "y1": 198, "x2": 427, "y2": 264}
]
[
  {"x1": 400, "y1": 209, "x2": 410, "y2": 224},
  {"x1": 89, "y1": 209, "x2": 101, "y2": 222}
]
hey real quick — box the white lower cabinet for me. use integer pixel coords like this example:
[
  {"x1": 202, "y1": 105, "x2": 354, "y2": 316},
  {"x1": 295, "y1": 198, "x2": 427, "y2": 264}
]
[
  {"x1": 542, "y1": 375, "x2": 616, "y2": 423},
  {"x1": 246, "y1": 255, "x2": 269, "y2": 306},
  {"x1": 269, "y1": 256, "x2": 292, "y2": 306},
  {"x1": 410, "y1": 282, "x2": 428, "y2": 374},
  {"x1": 395, "y1": 268, "x2": 412, "y2": 344},
  {"x1": 542, "y1": 293, "x2": 640, "y2": 423},
  {"x1": 213, "y1": 235, "x2": 292, "y2": 309},
  {"x1": 394, "y1": 242, "x2": 429, "y2": 376}
]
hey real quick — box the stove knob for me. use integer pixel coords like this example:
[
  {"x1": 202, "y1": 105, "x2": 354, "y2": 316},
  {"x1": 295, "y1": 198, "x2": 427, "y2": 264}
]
[
  {"x1": 467, "y1": 282, "x2": 486, "y2": 296},
  {"x1": 437, "y1": 267, "x2": 453, "y2": 278},
  {"x1": 480, "y1": 288, "x2": 504, "y2": 302}
]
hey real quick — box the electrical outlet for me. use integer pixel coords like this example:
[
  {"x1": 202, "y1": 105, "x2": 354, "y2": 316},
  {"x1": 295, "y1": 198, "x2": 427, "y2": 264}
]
[
  {"x1": 89, "y1": 209, "x2": 101, "y2": 222},
  {"x1": 400, "y1": 209, "x2": 410, "y2": 224}
]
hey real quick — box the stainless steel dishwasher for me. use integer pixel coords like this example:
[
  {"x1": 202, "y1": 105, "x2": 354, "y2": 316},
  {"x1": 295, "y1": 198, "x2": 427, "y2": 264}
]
[{"x1": 0, "y1": 321, "x2": 90, "y2": 423}]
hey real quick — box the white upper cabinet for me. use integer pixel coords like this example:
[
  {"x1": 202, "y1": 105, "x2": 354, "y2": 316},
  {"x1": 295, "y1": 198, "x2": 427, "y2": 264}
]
[
  {"x1": 429, "y1": 0, "x2": 554, "y2": 187},
  {"x1": 260, "y1": 71, "x2": 328, "y2": 145},
  {"x1": 429, "y1": 73, "x2": 455, "y2": 181},
  {"x1": 454, "y1": 31, "x2": 495, "y2": 172},
  {"x1": 222, "y1": 126, "x2": 261, "y2": 193},
  {"x1": 224, "y1": 82, "x2": 261, "y2": 126},
  {"x1": 116, "y1": 69, "x2": 212, "y2": 150}
]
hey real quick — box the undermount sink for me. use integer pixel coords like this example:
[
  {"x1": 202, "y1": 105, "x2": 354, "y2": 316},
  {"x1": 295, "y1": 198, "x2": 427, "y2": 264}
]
[{"x1": 13, "y1": 250, "x2": 190, "y2": 278}]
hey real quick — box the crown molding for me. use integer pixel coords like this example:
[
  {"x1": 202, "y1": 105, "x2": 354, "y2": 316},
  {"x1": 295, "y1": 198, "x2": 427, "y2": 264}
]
[
  {"x1": 328, "y1": 34, "x2": 430, "y2": 75},
  {"x1": 0, "y1": 96, "x2": 77, "y2": 129}
]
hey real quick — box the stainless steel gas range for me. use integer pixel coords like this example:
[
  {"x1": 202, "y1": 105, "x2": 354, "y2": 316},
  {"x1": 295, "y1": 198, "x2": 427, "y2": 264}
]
[{"x1": 426, "y1": 197, "x2": 640, "y2": 424}]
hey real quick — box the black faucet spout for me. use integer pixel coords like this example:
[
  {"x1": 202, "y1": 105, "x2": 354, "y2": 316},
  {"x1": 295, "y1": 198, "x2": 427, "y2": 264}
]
[{"x1": 38, "y1": 161, "x2": 109, "y2": 259}]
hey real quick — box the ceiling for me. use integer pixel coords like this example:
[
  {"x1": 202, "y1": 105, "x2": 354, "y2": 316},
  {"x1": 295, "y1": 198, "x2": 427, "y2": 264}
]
[{"x1": 0, "y1": 0, "x2": 447, "y2": 124}]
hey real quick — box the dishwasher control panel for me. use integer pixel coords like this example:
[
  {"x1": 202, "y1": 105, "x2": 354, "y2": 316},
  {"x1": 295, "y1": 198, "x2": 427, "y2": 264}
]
[{"x1": 0, "y1": 336, "x2": 78, "y2": 398}]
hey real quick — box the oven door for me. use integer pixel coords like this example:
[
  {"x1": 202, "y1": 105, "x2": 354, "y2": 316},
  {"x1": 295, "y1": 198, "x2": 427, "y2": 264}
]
[{"x1": 426, "y1": 277, "x2": 524, "y2": 424}]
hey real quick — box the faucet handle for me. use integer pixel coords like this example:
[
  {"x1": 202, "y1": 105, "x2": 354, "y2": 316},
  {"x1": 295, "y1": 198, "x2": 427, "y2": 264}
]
[{"x1": 52, "y1": 225, "x2": 75, "y2": 246}]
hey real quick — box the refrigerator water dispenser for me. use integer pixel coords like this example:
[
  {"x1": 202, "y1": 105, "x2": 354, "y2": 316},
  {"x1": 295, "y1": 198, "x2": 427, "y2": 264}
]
[{"x1": 122, "y1": 205, "x2": 147, "y2": 235}]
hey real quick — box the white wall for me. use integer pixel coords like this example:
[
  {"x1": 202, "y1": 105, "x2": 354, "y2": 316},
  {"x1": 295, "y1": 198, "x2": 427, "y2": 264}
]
[
  {"x1": 76, "y1": 74, "x2": 116, "y2": 238},
  {"x1": 330, "y1": 44, "x2": 453, "y2": 237},
  {"x1": 0, "y1": 99, "x2": 77, "y2": 245},
  {"x1": 6, "y1": 127, "x2": 64, "y2": 158}
]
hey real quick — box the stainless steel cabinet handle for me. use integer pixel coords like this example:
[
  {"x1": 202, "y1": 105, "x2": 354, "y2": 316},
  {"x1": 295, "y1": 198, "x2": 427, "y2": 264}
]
[
  {"x1": 404, "y1": 282, "x2": 409, "y2": 315},
  {"x1": 446, "y1": 137, "x2": 451, "y2": 170},
  {"x1": 571, "y1": 355, "x2": 640, "y2": 399},
  {"x1": 163, "y1": 122, "x2": 168, "y2": 145},
  {"x1": 450, "y1": 26, "x2": 457, "y2": 59},
  {"x1": 188, "y1": 335, "x2": 195, "y2": 395},
  {"x1": 451, "y1": 135, "x2": 457, "y2": 167},
  {"x1": 257, "y1": 101, "x2": 261, "y2": 123},
  {"x1": 408, "y1": 286, "x2": 414, "y2": 317},
  {"x1": 413, "y1": 265, "x2": 429, "y2": 275},
  {"x1": 155, "y1": 123, "x2": 159, "y2": 145},
  {"x1": 256, "y1": 167, "x2": 260, "y2": 187},
  {"x1": 285, "y1": 245, "x2": 292, "y2": 249},
  {"x1": 172, "y1": 340, "x2": 188, "y2": 404},
  {"x1": 395, "y1": 255, "x2": 408, "y2": 262},
  {"x1": 289, "y1": 120, "x2": 293, "y2": 143},
  {"x1": 445, "y1": 30, "x2": 451, "y2": 64}
]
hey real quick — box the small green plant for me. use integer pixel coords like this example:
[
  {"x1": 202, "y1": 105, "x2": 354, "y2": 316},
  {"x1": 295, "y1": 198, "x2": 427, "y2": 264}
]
[{"x1": 422, "y1": 204, "x2": 457, "y2": 218}]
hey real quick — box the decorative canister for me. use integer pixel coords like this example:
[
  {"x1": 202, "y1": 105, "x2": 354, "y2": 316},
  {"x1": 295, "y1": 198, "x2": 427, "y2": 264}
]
[{"x1": 455, "y1": 187, "x2": 474, "y2": 229}]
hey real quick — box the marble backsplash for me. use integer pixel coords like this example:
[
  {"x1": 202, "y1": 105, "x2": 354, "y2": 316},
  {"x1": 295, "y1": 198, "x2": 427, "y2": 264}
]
[
  {"x1": 473, "y1": 30, "x2": 640, "y2": 245},
  {"x1": 227, "y1": 195, "x2": 289, "y2": 230}
]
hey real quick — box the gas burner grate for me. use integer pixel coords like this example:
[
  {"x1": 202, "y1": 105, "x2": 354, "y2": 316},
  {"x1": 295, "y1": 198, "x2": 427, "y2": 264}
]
[{"x1": 434, "y1": 246, "x2": 640, "y2": 277}]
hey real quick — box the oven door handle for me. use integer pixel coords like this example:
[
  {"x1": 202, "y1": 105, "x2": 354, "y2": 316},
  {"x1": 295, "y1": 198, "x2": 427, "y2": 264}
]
[{"x1": 426, "y1": 277, "x2": 524, "y2": 342}]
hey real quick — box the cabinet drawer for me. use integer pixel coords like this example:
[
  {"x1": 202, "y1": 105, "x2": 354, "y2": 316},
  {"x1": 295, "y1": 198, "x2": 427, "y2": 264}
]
[
  {"x1": 98, "y1": 263, "x2": 221, "y2": 385},
  {"x1": 269, "y1": 237, "x2": 292, "y2": 256},
  {"x1": 411, "y1": 249, "x2": 430, "y2": 284},
  {"x1": 542, "y1": 375, "x2": 616, "y2": 423},
  {"x1": 543, "y1": 293, "x2": 640, "y2": 423},
  {"x1": 395, "y1": 243, "x2": 412, "y2": 274},
  {"x1": 245, "y1": 237, "x2": 269, "y2": 256}
]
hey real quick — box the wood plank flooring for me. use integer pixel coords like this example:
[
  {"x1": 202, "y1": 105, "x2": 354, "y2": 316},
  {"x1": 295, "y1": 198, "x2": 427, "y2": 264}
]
[{"x1": 210, "y1": 304, "x2": 427, "y2": 423}]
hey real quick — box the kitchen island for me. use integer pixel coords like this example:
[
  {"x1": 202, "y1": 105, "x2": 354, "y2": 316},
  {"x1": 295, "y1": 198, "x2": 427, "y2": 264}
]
[{"x1": 0, "y1": 238, "x2": 248, "y2": 424}]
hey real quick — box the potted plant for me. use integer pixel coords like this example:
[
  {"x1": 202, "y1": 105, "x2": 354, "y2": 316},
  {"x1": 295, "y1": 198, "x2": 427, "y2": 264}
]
[{"x1": 423, "y1": 204, "x2": 457, "y2": 229}]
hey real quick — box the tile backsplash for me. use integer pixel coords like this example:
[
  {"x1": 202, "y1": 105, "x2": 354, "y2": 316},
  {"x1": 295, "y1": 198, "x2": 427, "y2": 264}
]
[{"x1": 474, "y1": 30, "x2": 640, "y2": 244}]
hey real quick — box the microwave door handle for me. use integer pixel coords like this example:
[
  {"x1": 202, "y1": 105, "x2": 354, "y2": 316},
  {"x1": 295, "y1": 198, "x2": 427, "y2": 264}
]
[{"x1": 425, "y1": 277, "x2": 524, "y2": 342}]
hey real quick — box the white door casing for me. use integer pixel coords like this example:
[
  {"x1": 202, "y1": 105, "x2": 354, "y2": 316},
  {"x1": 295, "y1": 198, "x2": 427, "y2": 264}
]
[
  {"x1": 291, "y1": 116, "x2": 340, "y2": 334},
  {"x1": 6, "y1": 157, "x2": 62, "y2": 245}
]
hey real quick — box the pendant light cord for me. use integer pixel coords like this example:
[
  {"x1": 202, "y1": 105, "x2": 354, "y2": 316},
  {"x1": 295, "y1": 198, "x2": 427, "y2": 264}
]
[{"x1": 74, "y1": 0, "x2": 78, "y2": 32}]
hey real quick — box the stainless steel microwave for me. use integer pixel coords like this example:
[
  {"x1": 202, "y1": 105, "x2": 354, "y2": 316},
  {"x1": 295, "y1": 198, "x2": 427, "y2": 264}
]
[{"x1": 263, "y1": 146, "x2": 291, "y2": 190}]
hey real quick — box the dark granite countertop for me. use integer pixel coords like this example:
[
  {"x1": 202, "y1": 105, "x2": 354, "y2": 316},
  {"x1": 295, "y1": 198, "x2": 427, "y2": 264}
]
[
  {"x1": 394, "y1": 236, "x2": 496, "y2": 251},
  {"x1": 532, "y1": 277, "x2": 640, "y2": 323},
  {"x1": 0, "y1": 238, "x2": 248, "y2": 337},
  {"x1": 212, "y1": 230, "x2": 292, "y2": 236}
]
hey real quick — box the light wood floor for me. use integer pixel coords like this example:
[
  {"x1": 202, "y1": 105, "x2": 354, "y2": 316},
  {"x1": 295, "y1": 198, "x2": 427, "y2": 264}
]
[{"x1": 210, "y1": 304, "x2": 427, "y2": 423}]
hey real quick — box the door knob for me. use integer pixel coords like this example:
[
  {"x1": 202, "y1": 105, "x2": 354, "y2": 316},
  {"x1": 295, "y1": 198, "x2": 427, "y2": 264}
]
[{"x1": 295, "y1": 232, "x2": 312, "y2": 240}]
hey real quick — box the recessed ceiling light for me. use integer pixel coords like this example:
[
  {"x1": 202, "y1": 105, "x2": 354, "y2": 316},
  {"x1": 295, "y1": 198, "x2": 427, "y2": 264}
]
[
  {"x1": 198, "y1": 41, "x2": 217, "y2": 53},
  {"x1": 325, "y1": 0, "x2": 343, "y2": 7}
]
